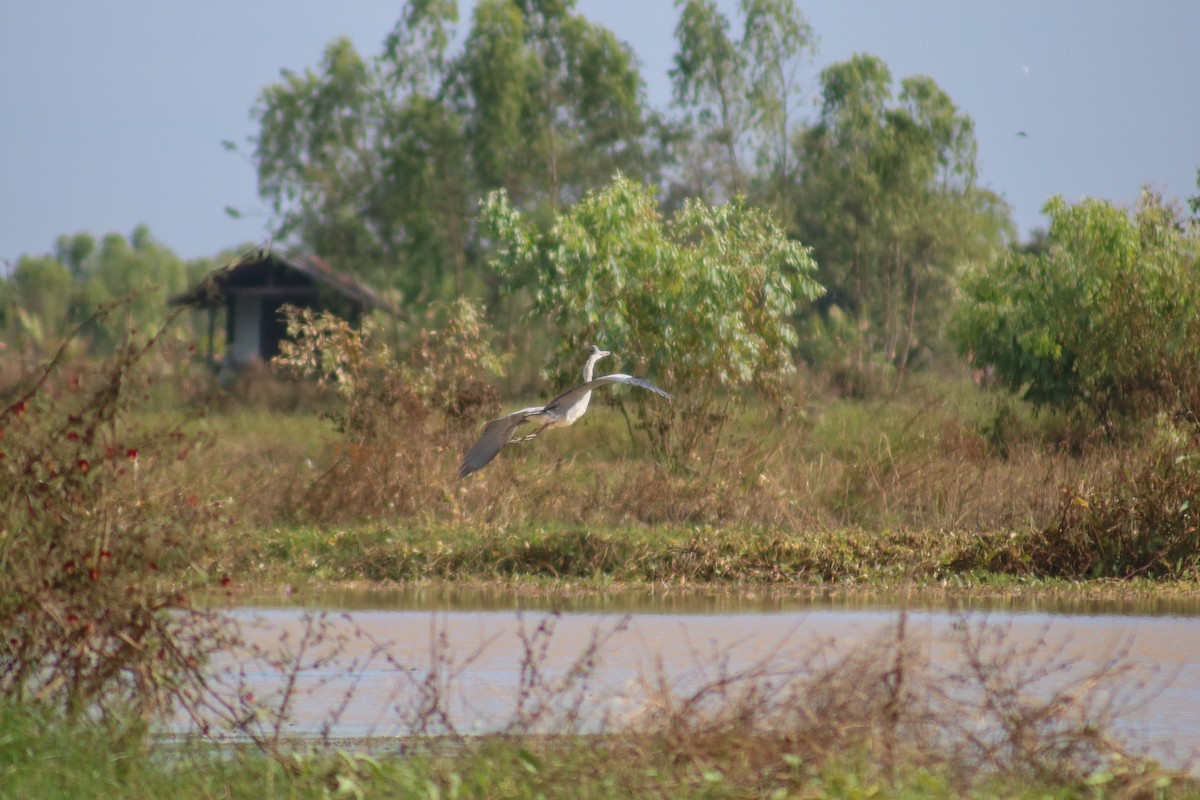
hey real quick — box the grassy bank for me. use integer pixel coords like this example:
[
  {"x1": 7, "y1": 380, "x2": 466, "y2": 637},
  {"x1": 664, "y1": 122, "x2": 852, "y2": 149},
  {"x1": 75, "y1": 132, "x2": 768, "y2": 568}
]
[
  {"x1": 200, "y1": 367, "x2": 1200, "y2": 592},
  {"x1": 233, "y1": 520, "x2": 1200, "y2": 606}
]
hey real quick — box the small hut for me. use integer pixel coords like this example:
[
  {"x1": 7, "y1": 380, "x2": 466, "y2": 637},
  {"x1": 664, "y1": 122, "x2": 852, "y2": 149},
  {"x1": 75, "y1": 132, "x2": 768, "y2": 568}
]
[{"x1": 171, "y1": 249, "x2": 397, "y2": 370}]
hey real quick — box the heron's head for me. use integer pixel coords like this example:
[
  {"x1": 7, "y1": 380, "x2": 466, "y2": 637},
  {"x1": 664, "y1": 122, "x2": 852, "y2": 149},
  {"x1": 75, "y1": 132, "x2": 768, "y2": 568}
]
[{"x1": 588, "y1": 345, "x2": 611, "y2": 362}]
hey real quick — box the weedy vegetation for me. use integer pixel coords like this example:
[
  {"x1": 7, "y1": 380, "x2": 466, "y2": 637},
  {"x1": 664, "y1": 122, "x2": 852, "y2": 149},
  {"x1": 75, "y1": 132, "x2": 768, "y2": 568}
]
[{"x1": 5, "y1": 202, "x2": 1200, "y2": 794}]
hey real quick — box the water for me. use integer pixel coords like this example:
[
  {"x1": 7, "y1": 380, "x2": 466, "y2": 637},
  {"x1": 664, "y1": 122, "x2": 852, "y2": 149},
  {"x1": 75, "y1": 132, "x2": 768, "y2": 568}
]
[{"x1": 202, "y1": 589, "x2": 1200, "y2": 770}]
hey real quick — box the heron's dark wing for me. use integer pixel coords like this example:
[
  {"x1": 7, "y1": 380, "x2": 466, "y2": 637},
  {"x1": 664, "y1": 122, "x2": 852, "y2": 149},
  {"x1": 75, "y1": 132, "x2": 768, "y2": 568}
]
[
  {"x1": 458, "y1": 406, "x2": 543, "y2": 478},
  {"x1": 545, "y1": 373, "x2": 673, "y2": 411}
]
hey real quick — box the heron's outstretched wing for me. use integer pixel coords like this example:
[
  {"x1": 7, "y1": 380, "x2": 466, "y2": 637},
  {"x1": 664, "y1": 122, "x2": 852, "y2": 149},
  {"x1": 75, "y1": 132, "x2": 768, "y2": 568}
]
[
  {"x1": 459, "y1": 406, "x2": 543, "y2": 478},
  {"x1": 544, "y1": 373, "x2": 673, "y2": 412}
]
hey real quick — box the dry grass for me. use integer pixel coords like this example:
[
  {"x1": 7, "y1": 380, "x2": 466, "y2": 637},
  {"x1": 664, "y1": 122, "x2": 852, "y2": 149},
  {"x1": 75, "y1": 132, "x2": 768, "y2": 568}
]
[{"x1": 209, "y1": 363, "x2": 1188, "y2": 586}]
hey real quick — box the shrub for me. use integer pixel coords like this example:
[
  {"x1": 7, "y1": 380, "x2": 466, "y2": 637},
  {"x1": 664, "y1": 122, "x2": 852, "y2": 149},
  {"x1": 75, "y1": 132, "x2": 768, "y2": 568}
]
[
  {"x1": 952, "y1": 190, "x2": 1200, "y2": 434},
  {"x1": 1029, "y1": 418, "x2": 1200, "y2": 578},
  {"x1": 0, "y1": 309, "x2": 231, "y2": 720},
  {"x1": 272, "y1": 299, "x2": 505, "y2": 520},
  {"x1": 481, "y1": 175, "x2": 824, "y2": 462}
]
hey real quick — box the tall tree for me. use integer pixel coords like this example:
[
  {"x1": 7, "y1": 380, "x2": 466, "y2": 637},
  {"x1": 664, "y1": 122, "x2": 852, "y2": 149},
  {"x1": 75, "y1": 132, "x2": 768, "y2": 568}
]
[
  {"x1": 83, "y1": 227, "x2": 188, "y2": 338},
  {"x1": 669, "y1": 0, "x2": 814, "y2": 213},
  {"x1": 254, "y1": 38, "x2": 390, "y2": 285},
  {"x1": 3, "y1": 227, "x2": 196, "y2": 355},
  {"x1": 53, "y1": 232, "x2": 96, "y2": 280},
  {"x1": 251, "y1": 0, "x2": 662, "y2": 307},
  {"x1": 5, "y1": 255, "x2": 74, "y2": 349},
  {"x1": 453, "y1": 0, "x2": 658, "y2": 212},
  {"x1": 794, "y1": 54, "x2": 1012, "y2": 374}
]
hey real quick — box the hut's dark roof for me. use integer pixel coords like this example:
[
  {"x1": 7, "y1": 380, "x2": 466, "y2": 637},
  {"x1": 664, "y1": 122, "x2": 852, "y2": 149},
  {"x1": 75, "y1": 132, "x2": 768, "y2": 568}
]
[{"x1": 171, "y1": 249, "x2": 399, "y2": 316}]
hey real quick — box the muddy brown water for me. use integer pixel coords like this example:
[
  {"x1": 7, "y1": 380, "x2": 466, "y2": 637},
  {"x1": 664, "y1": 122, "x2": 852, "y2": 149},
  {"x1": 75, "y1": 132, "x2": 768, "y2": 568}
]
[{"x1": 203, "y1": 590, "x2": 1200, "y2": 770}]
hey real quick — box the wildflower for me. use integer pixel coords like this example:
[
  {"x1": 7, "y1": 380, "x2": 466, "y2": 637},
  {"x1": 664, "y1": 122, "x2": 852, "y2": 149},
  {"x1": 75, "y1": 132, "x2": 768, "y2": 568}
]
[
  {"x1": 78, "y1": 459, "x2": 89, "y2": 472},
  {"x1": 127, "y1": 448, "x2": 138, "y2": 460}
]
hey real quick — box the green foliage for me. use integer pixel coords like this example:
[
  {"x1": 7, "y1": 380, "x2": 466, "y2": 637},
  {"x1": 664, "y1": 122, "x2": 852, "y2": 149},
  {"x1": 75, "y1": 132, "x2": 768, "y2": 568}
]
[
  {"x1": 1, "y1": 226, "x2": 206, "y2": 358},
  {"x1": 459, "y1": 0, "x2": 655, "y2": 208},
  {"x1": 481, "y1": 175, "x2": 822, "y2": 459},
  {"x1": 670, "y1": 0, "x2": 815, "y2": 211},
  {"x1": 952, "y1": 191, "x2": 1200, "y2": 430},
  {"x1": 253, "y1": 1, "x2": 663, "y2": 307},
  {"x1": 4, "y1": 255, "x2": 74, "y2": 351},
  {"x1": 81, "y1": 227, "x2": 190, "y2": 351},
  {"x1": 0, "y1": 306, "x2": 229, "y2": 720},
  {"x1": 794, "y1": 54, "x2": 1012, "y2": 376}
]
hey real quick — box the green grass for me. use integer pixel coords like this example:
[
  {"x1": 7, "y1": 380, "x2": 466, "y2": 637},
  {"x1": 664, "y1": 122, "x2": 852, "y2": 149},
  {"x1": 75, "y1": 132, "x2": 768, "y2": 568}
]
[
  {"x1": 3, "y1": 701, "x2": 1191, "y2": 799},
  {"x1": 226, "y1": 519, "x2": 1200, "y2": 605},
  {"x1": 233, "y1": 520, "x2": 990, "y2": 586}
]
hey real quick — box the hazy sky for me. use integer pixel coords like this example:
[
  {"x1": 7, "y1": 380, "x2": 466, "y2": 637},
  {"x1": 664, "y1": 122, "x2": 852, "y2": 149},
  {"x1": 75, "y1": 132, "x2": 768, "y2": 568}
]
[{"x1": 3, "y1": 1, "x2": 1198, "y2": 262}]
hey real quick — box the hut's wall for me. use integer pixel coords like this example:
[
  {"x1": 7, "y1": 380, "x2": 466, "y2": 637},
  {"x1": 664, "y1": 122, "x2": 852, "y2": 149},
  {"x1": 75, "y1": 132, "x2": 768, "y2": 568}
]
[{"x1": 229, "y1": 293, "x2": 263, "y2": 365}]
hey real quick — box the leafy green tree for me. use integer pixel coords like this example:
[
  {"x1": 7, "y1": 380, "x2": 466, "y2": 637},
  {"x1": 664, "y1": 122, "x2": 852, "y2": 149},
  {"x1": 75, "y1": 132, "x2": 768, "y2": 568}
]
[
  {"x1": 669, "y1": 0, "x2": 814, "y2": 213},
  {"x1": 460, "y1": 0, "x2": 655, "y2": 212},
  {"x1": 3, "y1": 227, "x2": 199, "y2": 357},
  {"x1": 794, "y1": 54, "x2": 1012, "y2": 376},
  {"x1": 5, "y1": 255, "x2": 75, "y2": 351},
  {"x1": 952, "y1": 191, "x2": 1200, "y2": 433},
  {"x1": 254, "y1": 38, "x2": 390, "y2": 285},
  {"x1": 252, "y1": 0, "x2": 663, "y2": 307},
  {"x1": 80, "y1": 227, "x2": 189, "y2": 351},
  {"x1": 53, "y1": 232, "x2": 96, "y2": 280},
  {"x1": 481, "y1": 175, "x2": 823, "y2": 460}
]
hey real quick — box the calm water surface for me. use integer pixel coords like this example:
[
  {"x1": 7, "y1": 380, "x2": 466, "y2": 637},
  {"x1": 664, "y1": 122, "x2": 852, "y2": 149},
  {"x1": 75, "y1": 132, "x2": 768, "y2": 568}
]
[{"x1": 210, "y1": 588, "x2": 1200, "y2": 770}]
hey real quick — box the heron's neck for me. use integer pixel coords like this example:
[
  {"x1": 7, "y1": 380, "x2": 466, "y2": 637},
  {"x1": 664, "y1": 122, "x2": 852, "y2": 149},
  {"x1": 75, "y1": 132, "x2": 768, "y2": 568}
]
[{"x1": 583, "y1": 355, "x2": 602, "y2": 382}]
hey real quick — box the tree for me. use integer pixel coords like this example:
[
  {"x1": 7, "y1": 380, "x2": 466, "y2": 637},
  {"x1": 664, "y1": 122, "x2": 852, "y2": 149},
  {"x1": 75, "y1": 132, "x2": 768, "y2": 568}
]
[
  {"x1": 793, "y1": 54, "x2": 1012, "y2": 376},
  {"x1": 952, "y1": 191, "x2": 1200, "y2": 433},
  {"x1": 2, "y1": 227, "x2": 199, "y2": 356},
  {"x1": 54, "y1": 232, "x2": 96, "y2": 280},
  {"x1": 669, "y1": 0, "x2": 814, "y2": 213},
  {"x1": 254, "y1": 38, "x2": 391, "y2": 286},
  {"x1": 481, "y1": 175, "x2": 823, "y2": 460},
  {"x1": 79, "y1": 227, "x2": 189, "y2": 351},
  {"x1": 460, "y1": 0, "x2": 655, "y2": 212},
  {"x1": 251, "y1": 0, "x2": 663, "y2": 307},
  {"x1": 5, "y1": 255, "x2": 75, "y2": 351}
]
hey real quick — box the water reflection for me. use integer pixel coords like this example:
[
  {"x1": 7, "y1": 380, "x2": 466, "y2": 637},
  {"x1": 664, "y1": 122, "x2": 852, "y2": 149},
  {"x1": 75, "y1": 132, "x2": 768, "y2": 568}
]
[
  {"x1": 234, "y1": 583, "x2": 1200, "y2": 618},
  {"x1": 197, "y1": 592, "x2": 1200, "y2": 771}
]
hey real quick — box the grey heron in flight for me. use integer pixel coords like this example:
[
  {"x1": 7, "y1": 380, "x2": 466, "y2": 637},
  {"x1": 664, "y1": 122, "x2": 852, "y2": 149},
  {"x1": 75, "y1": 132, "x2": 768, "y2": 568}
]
[{"x1": 458, "y1": 345, "x2": 671, "y2": 478}]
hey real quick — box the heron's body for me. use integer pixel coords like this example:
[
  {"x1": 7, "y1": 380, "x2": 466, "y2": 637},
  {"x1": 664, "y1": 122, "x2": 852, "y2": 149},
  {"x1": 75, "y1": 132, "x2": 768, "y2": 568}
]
[{"x1": 458, "y1": 346, "x2": 671, "y2": 478}]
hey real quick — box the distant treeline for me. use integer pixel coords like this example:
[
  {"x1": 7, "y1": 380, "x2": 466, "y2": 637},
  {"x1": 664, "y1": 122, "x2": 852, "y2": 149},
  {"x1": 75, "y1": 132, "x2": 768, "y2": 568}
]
[{"x1": 4, "y1": 1, "x2": 1199, "y2": 434}]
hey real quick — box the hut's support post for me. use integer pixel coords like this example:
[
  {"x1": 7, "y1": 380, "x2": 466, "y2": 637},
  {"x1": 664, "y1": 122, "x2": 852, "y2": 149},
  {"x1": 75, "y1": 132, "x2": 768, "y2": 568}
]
[{"x1": 206, "y1": 306, "x2": 216, "y2": 367}]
